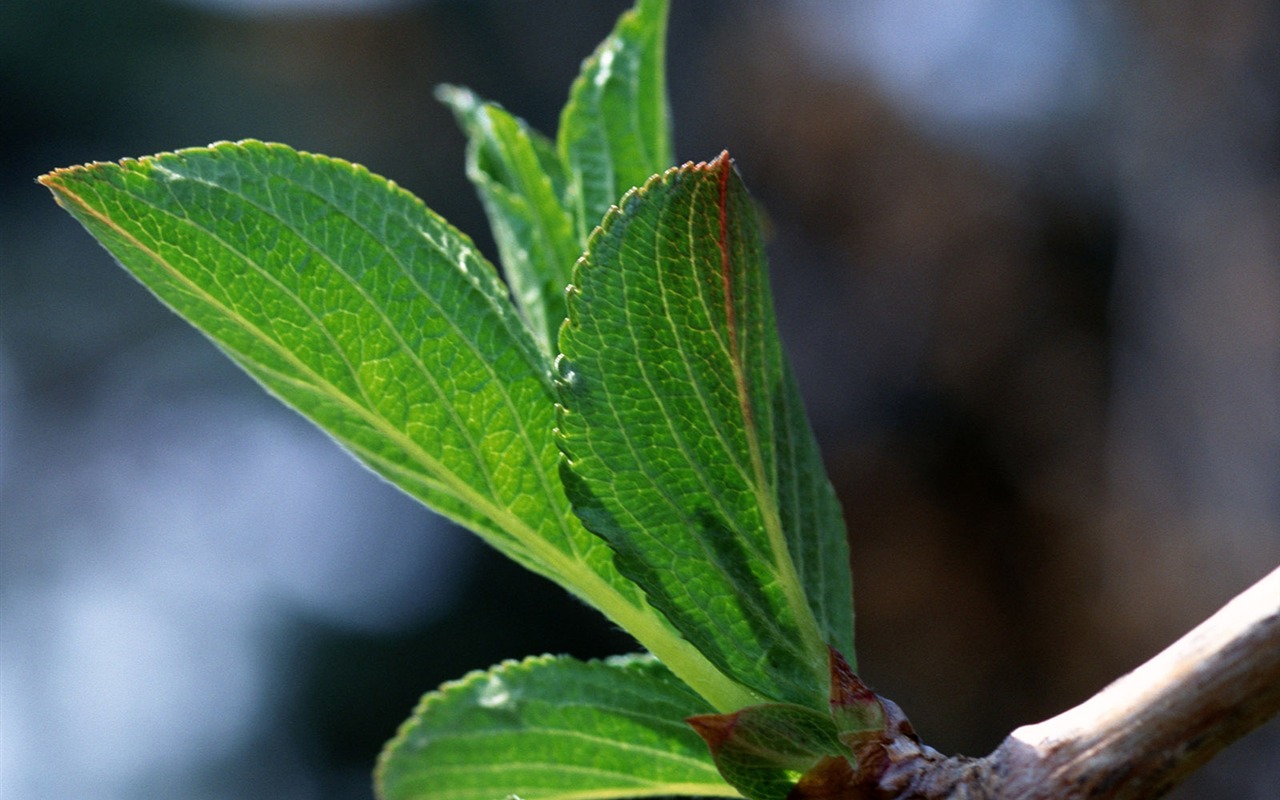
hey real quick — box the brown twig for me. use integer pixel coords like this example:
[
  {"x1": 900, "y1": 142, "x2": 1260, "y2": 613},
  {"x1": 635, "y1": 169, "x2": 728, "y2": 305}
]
[{"x1": 868, "y1": 565, "x2": 1280, "y2": 799}]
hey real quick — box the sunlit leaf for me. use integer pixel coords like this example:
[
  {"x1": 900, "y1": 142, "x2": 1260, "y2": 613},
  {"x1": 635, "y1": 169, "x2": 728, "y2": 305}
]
[
  {"x1": 557, "y1": 154, "x2": 854, "y2": 710},
  {"x1": 40, "y1": 142, "x2": 756, "y2": 714},
  {"x1": 377, "y1": 654, "x2": 739, "y2": 800},
  {"x1": 559, "y1": 0, "x2": 672, "y2": 244},
  {"x1": 438, "y1": 85, "x2": 579, "y2": 353}
]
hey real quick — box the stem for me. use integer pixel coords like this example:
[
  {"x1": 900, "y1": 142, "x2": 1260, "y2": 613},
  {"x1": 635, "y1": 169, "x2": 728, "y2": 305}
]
[
  {"x1": 995, "y1": 563, "x2": 1280, "y2": 798},
  {"x1": 869, "y1": 565, "x2": 1280, "y2": 798}
]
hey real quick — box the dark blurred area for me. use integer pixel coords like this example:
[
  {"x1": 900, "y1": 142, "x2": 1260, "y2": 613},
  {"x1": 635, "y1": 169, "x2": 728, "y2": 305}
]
[{"x1": 2, "y1": 0, "x2": 1276, "y2": 798}]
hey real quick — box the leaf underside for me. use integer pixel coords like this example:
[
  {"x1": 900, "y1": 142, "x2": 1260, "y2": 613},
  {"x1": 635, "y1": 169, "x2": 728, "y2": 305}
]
[
  {"x1": 39, "y1": 139, "x2": 764, "y2": 716},
  {"x1": 42, "y1": 4, "x2": 863, "y2": 799},
  {"x1": 376, "y1": 654, "x2": 738, "y2": 800},
  {"x1": 42, "y1": 142, "x2": 568, "y2": 574}
]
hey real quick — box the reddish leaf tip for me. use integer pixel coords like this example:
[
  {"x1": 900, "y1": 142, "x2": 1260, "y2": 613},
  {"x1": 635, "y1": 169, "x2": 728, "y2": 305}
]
[
  {"x1": 686, "y1": 712, "x2": 739, "y2": 752},
  {"x1": 828, "y1": 647, "x2": 878, "y2": 711}
]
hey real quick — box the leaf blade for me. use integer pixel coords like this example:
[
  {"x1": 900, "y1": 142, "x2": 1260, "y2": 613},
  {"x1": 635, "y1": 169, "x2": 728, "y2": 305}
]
[
  {"x1": 376, "y1": 654, "x2": 739, "y2": 800},
  {"x1": 557, "y1": 155, "x2": 853, "y2": 710},
  {"x1": 40, "y1": 141, "x2": 760, "y2": 714},
  {"x1": 43, "y1": 141, "x2": 553, "y2": 560},
  {"x1": 438, "y1": 84, "x2": 580, "y2": 353},
  {"x1": 558, "y1": 0, "x2": 672, "y2": 245}
]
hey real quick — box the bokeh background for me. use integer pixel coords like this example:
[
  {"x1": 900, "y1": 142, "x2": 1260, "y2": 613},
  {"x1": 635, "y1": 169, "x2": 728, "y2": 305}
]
[{"x1": 2, "y1": 0, "x2": 1277, "y2": 798}]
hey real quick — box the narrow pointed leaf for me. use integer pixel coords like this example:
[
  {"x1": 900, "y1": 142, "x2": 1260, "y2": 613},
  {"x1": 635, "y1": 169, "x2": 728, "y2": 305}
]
[
  {"x1": 558, "y1": 0, "x2": 672, "y2": 245},
  {"x1": 42, "y1": 141, "x2": 548, "y2": 566},
  {"x1": 557, "y1": 155, "x2": 853, "y2": 710},
  {"x1": 438, "y1": 85, "x2": 580, "y2": 353},
  {"x1": 39, "y1": 142, "x2": 758, "y2": 714},
  {"x1": 376, "y1": 654, "x2": 739, "y2": 800}
]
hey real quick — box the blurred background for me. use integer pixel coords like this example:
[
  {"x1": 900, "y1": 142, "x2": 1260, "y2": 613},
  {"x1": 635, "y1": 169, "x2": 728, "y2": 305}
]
[{"x1": 2, "y1": 0, "x2": 1277, "y2": 797}]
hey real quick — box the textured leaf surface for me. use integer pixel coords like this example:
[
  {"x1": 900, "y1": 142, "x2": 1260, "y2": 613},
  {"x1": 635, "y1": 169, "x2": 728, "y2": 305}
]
[
  {"x1": 557, "y1": 154, "x2": 854, "y2": 710},
  {"x1": 559, "y1": 0, "x2": 672, "y2": 245},
  {"x1": 438, "y1": 85, "x2": 579, "y2": 353},
  {"x1": 376, "y1": 654, "x2": 738, "y2": 800},
  {"x1": 687, "y1": 704, "x2": 848, "y2": 800},
  {"x1": 43, "y1": 141, "x2": 549, "y2": 561},
  {"x1": 39, "y1": 142, "x2": 757, "y2": 713}
]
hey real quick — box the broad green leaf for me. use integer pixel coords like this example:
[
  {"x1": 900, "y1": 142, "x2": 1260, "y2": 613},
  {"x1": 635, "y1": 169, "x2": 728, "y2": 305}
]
[
  {"x1": 558, "y1": 0, "x2": 672, "y2": 245},
  {"x1": 40, "y1": 141, "x2": 757, "y2": 714},
  {"x1": 42, "y1": 142, "x2": 548, "y2": 565},
  {"x1": 687, "y1": 704, "x2": 849, "y2": 800},
  {"x1": 557, "y1": 154, "x2": 853, "y2": 711},
  {"x1": 376, "y1": 654, "x2": 739, "y2": 800},
  {"x1": 437, "y1": 84, "x2": 580, "y2": 354}
]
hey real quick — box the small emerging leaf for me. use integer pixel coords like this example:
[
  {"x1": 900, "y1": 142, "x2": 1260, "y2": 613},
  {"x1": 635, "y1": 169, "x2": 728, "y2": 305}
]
[
  {"x1": 687, "y1": 704, "x2": 848, "y2": 800},
  {"x1": 559, "y1": 0, "x2": 673, "y2": 244},
  {"x1": 377, "y1": 654, "x2": 739, "y2": 800},
  {"x1": 827, "y1": 647, "x2": 884, "y2": 741},
  {"x1": 438, "y1": 85, "x2": 580, "y2": 353}
]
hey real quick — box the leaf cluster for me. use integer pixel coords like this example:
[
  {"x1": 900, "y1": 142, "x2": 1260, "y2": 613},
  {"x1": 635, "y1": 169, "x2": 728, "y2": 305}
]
[{"x1": 39, "y1": 2, "x2": 863, "y2": 799}]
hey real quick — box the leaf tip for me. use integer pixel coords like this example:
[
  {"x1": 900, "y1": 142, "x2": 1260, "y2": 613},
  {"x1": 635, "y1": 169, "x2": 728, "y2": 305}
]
[
  {"x1": 37, "y1": 161, "x2": 101, "y2": 193},
  {"x1": 827, "y1": 647, "x2": 886, "y2": 738},
  {"x1": 433, "y1": 82, "x2": 470, "y2": 105},
  {"x1": 686, "y1": 712, "x2": 739, "y2": 753},
  {"x1": 677, "y1": 150, "x2": 733, "y2": 177}
]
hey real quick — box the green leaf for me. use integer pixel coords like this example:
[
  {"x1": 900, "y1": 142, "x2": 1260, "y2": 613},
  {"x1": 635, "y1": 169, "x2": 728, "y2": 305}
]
[
  {"x1": 376, "y1": 654, "x2": 739, "y2": 800},
  {"x1": 557, "y1": 154, "x2": 854, "y2": 710},
  {"x1": 558, "y1": 0, "x2": 672, "y2": 245},
  {"x1": 42, "y1": 141, "x2": 547, "y2": 563},
  {"x1": 39, "y1": 141, "x2": 758, "y2": 714},
  {"x1": 687, "y1": 703, "x2": 849, "y2": 800},
  {"x1": 437, "y1": 84, "x2": 580, "y2": 354}
]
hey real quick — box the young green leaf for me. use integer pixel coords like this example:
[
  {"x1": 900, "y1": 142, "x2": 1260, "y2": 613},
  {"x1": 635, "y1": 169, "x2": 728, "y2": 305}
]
[
  {"x1": 39, "y1": 141, "x2": 757, "y2": 714},
  {"x1": 557, "y1": 154, "x2": 854, "y2": 711},
  {"x1": 437, "y1": 85, "x2": 580, "y2": 353},
  {"x1": 687, "y1": 703, "x2": 849, "y2": 800},
  {"x1": 376, "y1": 654, "x2": 739, "y2": 800},
  {"x1": 42, "y1": 142, "x2": 544, "y2": 562},
  {"x1": 559, "y1": 0, "x2": 672, "y2": 245}
]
